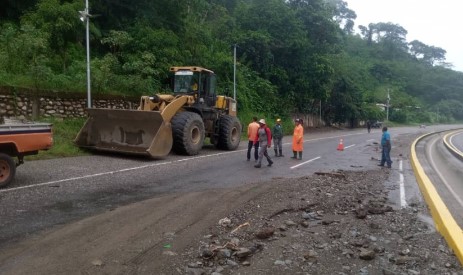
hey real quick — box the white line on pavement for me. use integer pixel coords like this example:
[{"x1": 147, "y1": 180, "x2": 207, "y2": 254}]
[
  {"x1": 3, "y1": 131, "x2": 366, "y2": 193},
  {"x1": 0, "y1": 150, "x2": 241, "y2": 194},
  {"x1": 290, "y1": 156, "x2": 321, "y2": 169},
  {"x1": 399, "y1": 160, "x2": 407, "y2": 208},
  {"x1": 344, "y1": 144, "x2": 356, "y2": 149}
]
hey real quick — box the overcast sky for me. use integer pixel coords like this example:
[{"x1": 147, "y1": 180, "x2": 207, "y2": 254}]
[{"x1": 344, "y1": 0, "x2": 462, "y2": 72}]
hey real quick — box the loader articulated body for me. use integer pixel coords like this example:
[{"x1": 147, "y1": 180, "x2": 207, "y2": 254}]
[{"x1": 74, "y1": 66, "x2": 242, "y2": 158}]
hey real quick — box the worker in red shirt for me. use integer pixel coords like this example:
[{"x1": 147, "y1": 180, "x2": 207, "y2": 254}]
[{"x1": 254, "y1": 119, "x2": 273, "y2": 168}]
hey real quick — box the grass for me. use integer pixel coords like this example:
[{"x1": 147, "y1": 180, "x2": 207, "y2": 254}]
[{"x1": 25, "y1": 117, "x2": 89, "y2": 160}]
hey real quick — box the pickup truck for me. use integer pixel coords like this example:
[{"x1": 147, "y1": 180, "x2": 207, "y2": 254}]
[{"x1": 0, "y1": 117, "x2": 53, "y2": 188}]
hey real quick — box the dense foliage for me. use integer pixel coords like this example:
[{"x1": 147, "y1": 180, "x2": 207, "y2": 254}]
[{"x1": 1, "y1": 0, "x2": 462, "y2": 125}]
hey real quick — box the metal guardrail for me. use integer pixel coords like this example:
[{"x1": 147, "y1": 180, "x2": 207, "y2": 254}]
[{"x1": 410, "y1": 131, "x2": 463, "y2": 265}]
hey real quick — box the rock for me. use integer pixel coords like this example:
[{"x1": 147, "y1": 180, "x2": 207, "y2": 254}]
[
  {"x1": 200, "y1": 248, "x2": 214, "y2": 258},
  {"x1": 285, "y1": 220, "x2": 297, "y2": 226},
  {"x1": 399, "y1": 248, "x2": 410, "y2": 256},
  {"x1": 185, "y1": 267, "x2": 205, "y2": 275},
  {"x1": 274, "y1": 260, "x2": 286, "y2": 266},
  {"x1": 249, "y1": 242, "x2": 264, "y2": 253},
  {"x1": 187, "y1": 262, "x2": 203, "y2": 268},
  {"x1": 368, "y1": 205, "x2": 393, "y2": 214},
  {"x1": 356, "y1": 206, "x2": 368, "y2": 219},
  {"x1": 217, "y1": 249, "x2": 231, "y2": 259},
  {"x1": 218, "y1": 217, "x2": 231, "y2": 227},
  {"x1": 226, "y1": 259, "x2": 238, "y2": 267},
  {"x1": 382, "y1": 269, "x2": 398, "y2": 275},
  {"x1": 303, "y1": 250, "x2": 318, "y2": 259},
  {"x1": 162, "y1": 251, "x2": 177, "y2": 256},
  {"x1": 359, "y1": 248, "x2": 376, "y2": 260},
  {"x1": 235, "y1": 248, "x2": 252, "y2": 259},
  {"x1": 255, "y1": 227, "x2": 275, "y2": 239},
  {"x1": 91, "y1": 259, "x2": 104, "y2": 266},
  {"x1": 302, "y1": 212, "x2": 317, "y2": 220},
  {"x1": 395, "y1": 256, "x2": 419, "y2": 265},
  {"x1": 321, "y1": 218, "x2": 334, "y2": 225}
]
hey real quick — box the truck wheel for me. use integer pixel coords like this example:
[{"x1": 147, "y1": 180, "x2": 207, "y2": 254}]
[
  {"x1": 171, "y1": 112, "x2": 205, "y2": 155},
  {"x1": 0, "y1": 153, "x2": 16, "y2": 188},
  {"x1": 217, "y1": 115, "x2": 241, "y2": 150}
]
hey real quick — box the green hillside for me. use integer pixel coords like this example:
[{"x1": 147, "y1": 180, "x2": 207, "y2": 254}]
[{"x1": 1, "y1": 0, "x2": 462, "y2": 125}]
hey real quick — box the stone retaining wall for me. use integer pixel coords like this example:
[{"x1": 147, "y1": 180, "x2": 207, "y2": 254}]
[{"x1": 0, "y1": 86, "x2": 139, "y2": 119}]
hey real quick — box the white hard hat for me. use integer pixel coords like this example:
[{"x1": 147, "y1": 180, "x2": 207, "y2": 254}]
[{"x1": 258, "y1": 119, "x2": 266, "y2": 124}]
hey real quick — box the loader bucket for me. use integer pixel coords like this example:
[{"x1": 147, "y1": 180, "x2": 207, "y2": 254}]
[{"x1": 74, "y1": 109, "x2": 173, "y2": 158}]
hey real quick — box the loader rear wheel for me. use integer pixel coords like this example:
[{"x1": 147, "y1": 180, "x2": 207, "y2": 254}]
[
  {"x1": 0, "y1": 153, "x2": 16, "y2": 188},
  {"x1": 217, "y1": 115, "x2": 241, "y2": 150},
  {"x1": 171, "y1": 112, "x2": 205, "y2": 155}
]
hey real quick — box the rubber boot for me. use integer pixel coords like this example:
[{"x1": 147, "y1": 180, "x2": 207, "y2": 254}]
[
  {"x1": 291, "y1": 151, "x2": 297, "y2": 159},
  {"x1": 279, "y1": 149, "x2": 284, "y2": 157},
  {"x1": 298, "y1": 151, "x2": 302, "y2": 160},
  {"x1": 267, "y1": 159, "x2": 273, "y2": 167},
  {"x1": 274, "y1": 149, "x2": 278, "y2": 157}
]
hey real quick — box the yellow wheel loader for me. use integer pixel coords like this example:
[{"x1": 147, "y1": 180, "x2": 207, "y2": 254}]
[{"x1": 74, "y1": 66, "x2": 242, "y2": 158}]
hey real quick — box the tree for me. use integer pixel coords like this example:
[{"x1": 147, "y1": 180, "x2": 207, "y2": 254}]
[
  {"x1": 22, "y1": 0, "x2": 84, "y2": 72},
  {"x1": 409, "y1": 40, "x2": 447, "y2": 66},
  {"x1": 325, "y1": 0, "x2": 357, "y2": 34}
]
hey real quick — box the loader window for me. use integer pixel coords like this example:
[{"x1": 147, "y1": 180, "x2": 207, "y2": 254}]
[
  {"x1": 173, "y1": 71, "x2": 194, "y2": 94},
  {"x1": 205, "y1": 75, "x2": 217, "y2": 106}
]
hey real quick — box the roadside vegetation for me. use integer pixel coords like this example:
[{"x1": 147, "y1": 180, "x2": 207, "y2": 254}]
[{"x1": 25, "y1": 118, "x2": 88, "y2": 160}]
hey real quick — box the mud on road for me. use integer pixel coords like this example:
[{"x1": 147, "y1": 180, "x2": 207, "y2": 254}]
[{"x1": 0, "y1": 132, "x2": 462, "y2": 275}]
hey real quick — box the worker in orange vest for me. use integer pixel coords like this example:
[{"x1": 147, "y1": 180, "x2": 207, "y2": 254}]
[
  {"x1": 291, "y1": 118, "x2": 304, "y2": 160},
  {"x1": 247, "y1": 117, "x2": 260, "y2": 162}
]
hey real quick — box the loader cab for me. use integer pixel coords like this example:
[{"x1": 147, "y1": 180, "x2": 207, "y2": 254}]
[
  {"x1": 173, "y1": 70, "x2": 195, "y2": 94},
  {"x1": 171, "y1": 67, "x2": 217, "y2": 107}
]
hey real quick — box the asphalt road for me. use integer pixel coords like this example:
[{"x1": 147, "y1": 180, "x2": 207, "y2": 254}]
[
  {"x1": 415, "y1": 129, "x2": 463, "y2": 228},
  {"x1": 450, "y1": 130, "x2": 463, "y2": 152},
  {"x1": 0, "y1": 124, "x2": 462, "y2": 249}
]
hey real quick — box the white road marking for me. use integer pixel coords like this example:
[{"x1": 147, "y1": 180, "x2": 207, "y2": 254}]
[
  {"x1": 400, "y1": 173, "x2": 407, "y2": 208},
  {"x1": 367, "y1": 139, "x2": 376, "y2": 142},
  {"x1": 399, "y1": 160, "x2": 407, "y2": 208},
  {"x1": 344, "y1": 144, "x2": 356, "y2": 149},
  {"x1": 2, "y1": 131, "x2": 366, "y2": 193},
  {"x1": 290, "y1": 156, "x2": 321, "y2": 169},
  {"x1": 1, "y1": 150, "x2": 242, "y2": 193}
]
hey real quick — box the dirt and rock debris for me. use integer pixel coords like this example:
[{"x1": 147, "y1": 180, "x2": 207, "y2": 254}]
[
  {"x1": 160, "y1": 169, "x2": 463, "y2": 275},
  {"x1": 1, "y1": 129, "x2": 463, "y2": 275}
]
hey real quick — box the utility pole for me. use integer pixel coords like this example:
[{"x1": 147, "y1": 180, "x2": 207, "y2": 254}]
[
  {"x1": 233, "y1": 44, "x2": 237, "y2": 100},
  {"x1": 386, "y1": 89, "x2": 390, "y2": 121},
  {"x1": 80, "y1": 0, "x2": 92, "y2": 108}
]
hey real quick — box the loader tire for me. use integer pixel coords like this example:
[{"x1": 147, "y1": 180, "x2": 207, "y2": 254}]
[
  {"x1": 171, "y1": 112, "x2": 205, "y2": 155},
  {"x1": 0, "y1": 153, "x2": 16, "y2": 188},
  {"x1": 217, "y1": 115, "x2": 241, "y2": 150}
]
